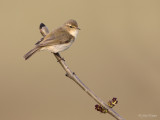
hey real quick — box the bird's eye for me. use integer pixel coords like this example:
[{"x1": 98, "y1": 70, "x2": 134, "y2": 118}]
[{"x1": 69, "y1": 25, "x2": 73, "y2": 28}]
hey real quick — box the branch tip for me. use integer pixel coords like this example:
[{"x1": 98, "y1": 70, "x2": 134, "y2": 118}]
[{"x1": 95, "y1": 97, "x2": 118, "y2": 113}]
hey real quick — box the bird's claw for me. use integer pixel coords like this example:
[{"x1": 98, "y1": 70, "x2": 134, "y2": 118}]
[{"x1": 57, "y1": 57, "x2": 65, "y2": 62}]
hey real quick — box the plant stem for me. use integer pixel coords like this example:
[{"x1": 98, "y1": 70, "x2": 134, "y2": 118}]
[{"x1": 53, "y1": 52, "x2": 125, "y2": 120}]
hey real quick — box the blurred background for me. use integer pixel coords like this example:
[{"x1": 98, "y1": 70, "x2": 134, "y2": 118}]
[{"x1": 0, "y1": 0, "x2": 160, "y2": 120}]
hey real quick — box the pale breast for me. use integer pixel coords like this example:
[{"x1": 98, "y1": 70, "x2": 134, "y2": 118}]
[
  {"x1": 41, "y1": 40, "x2": 74, "y2": 53},
  {"x1": 69, "y1": 29, "x2": 78, "y2": 38}
]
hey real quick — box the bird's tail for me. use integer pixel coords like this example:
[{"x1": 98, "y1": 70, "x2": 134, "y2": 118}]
[{"x1": 24, "y1": 46, "x2": 40, "y2": 60}]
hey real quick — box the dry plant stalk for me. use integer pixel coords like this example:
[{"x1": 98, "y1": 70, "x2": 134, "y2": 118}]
[{"x1": 40, "y1": 23, "x2": 125, "y2": 120}]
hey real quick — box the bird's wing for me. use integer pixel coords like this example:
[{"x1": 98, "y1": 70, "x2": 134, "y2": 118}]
[
  {"x1": 37, "y1": 30, "x2": 74, "y2": 47},
  {"x1": 35, "y1": 38, "x2": 44, "y2": 45}
]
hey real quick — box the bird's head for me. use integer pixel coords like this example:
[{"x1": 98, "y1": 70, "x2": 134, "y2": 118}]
[{"x1": 63, "y1": 19, "x2": 80, "y2": 37}]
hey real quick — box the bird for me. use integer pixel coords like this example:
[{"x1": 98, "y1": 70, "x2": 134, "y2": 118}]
[{"x1": 24, "y1": 19, "x2": 80, "y2": 60}]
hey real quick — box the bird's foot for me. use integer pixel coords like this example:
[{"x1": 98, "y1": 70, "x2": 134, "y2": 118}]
[
  {"x1": 57, "y1": 57, "x2": 65, "y2": 62},
  {"x1": 52, "y1": 52, "x2": 65, "y2": 62}
]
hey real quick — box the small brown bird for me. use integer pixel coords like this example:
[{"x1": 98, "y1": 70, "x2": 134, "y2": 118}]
[{"x1": 24, "y1": 19, "x2": 80, "y2": 60}]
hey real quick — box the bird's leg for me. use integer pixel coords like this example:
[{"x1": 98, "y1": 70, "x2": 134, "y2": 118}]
[{"x1": 53, "y1": 52, "x2": 65, "y2": 62}]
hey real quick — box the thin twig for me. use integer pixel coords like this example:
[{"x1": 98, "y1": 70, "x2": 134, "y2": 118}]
[
  {"x1": 39, "y1": 23, "x2": 125, "y2": 120},
  {"x1": 53, "y1": 53, "x2": 125, "y2": 120}
]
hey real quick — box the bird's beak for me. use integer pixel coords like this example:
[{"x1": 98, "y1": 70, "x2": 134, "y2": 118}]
[{"x1": 77, "y1": 27, "x2": 81, "y2": 30}]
